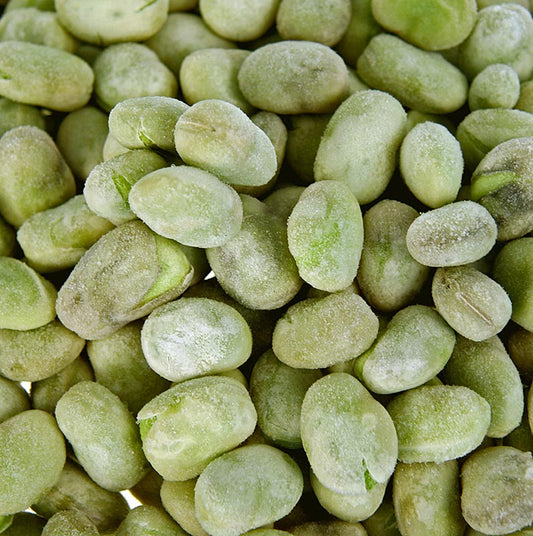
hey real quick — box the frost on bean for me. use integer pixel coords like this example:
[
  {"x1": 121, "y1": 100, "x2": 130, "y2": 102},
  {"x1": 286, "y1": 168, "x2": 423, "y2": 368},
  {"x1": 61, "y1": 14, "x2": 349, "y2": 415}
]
[
  {"x1": 357, "y1": 199, "x2": 430, "y2": 313},
  {"x1": 137, "y1": 376, "x2": 257, "y2": 481},
  {"x1": 194, "y1": 444, "x2": 303, "y2": 536},
  {"x1": 206, "y1": 210, "x2": 302, "y2": 310},
  {"x1": 87, "y1": 321, "x2": 170, "y2": 415},
  {"x1": 354, "y1": 305, "x2": 456, "y2": 395},
  {"x1": 56, "y1": 220, "x2": 193, "y2": 340},
  {"x1": 272, "y1": 287, "x2": 378, "y2": 369},
  {"x1": 238, "y1": 41, "x2": 350, "y2": 115},
  {"x1": 432, "y1": 265, "x2": 512, "y2": 341},
  {"x1": 108, "y1": 96, "x2": 189, "y2": 153},
  {"x1": 0, "y1": 320, "x2": 84, "y2": 382},
  {"x1": 0, "y1": 41, "x2": 93, "y2": 112},
  {"x1": 0, "y1": 257, "x2": 57, "y2": 331},
  {"x1": 314, "y1": 90, "x2": 406, "y2": 205},
  {"x1": 444, "y1": 336, "x2": 524, "y2": 438},
  {"x1": 387, "y1": 385, "x2": 491, "y2": 463},
  {"x1": 0, "y1": 125, "x2": 75, "y2": 228},
  {"x1": 174, "y1": 99, "x2": 277, "y2": 190},
  {"x1": 129, "y1": 165, "x2": 243, "y2": 248},
  {"x1": 55, "y1": 381, "x2": 149, "y2": 492},
  {"x1": 406, "y1": 200, "x2": 497, "y2": 267},
  {"x1": 84, "y1": 149, "x2": 167, "y2": 226},
  {"x1": 250, "y1": 349, "x2": 322, "y2": 449},
  {"x1": 399, "y1": 121, "x2": 463, "y2": 209},
  {"x1": 141, "y1": 297, "x2": 252, "y2": 383},
  {"x1": 0, "y1": 410, "x2": 66, "y2": 516},
  {"x1": 287, "y1": 180, "x2": 363, "y2": 292},
  {"x1": 301, "y1": 373, "x2": 398, "y2": 495},
  {"x1": 393, "y1": 460, "x2": 465, "y2": 536},
  {"x1": 17, "y1": 195, "x2": 115, "y2": 274},
  {"x1": 461, "y1": 447, "x2": 533, "y2": 535},
  {"x1": 470, "y1": 136, "x2": 533, "y2": 241}
]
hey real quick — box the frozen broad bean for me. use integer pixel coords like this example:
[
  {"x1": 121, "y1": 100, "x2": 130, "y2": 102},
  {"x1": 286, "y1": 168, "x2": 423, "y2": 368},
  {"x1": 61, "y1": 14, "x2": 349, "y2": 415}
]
[
  {"x1": 31, "y1": 356, "x2": 93, "y2": 413},
  {"x1": 362, "y1": 500, "x2": 400, "y2": 536},
  {"x1": 0, "y1": 41, "x2": 93, "y2": 112},
  {"x1": 0, "y1": 320, "x2": 84, "y2": 382},
  {"x1": 457, "y1": 109, "x2": 533, "y2": 169},
  {"x1": 55, "y1": 0, "x2": 169, "y2": 45},
  {"x1": 444, "y1": 336, "x2": 523, "y2": 438},
  {"x1": 180, "y1": 48, "x2": 253, "y2": 113},
  {"x1": 17, "y1": 195, "x2": 114, "y2": 273},
  {"x1": 0, "y1": 410, "x2": 65, "y2": 515},
  {"x1": 310, "y1": 470, "x2": 386, "y2": 523},
  {"x1": 357, "y1": 200, "x2": 430, "y2": 313},
  {"x1": 93, "y1": 43, "x2": 177, "y2": 112},
  {"x1": 108, "y1": 96, "x2": 188, "y2": 153},
  {"x1": 285, "y1": 114, "x2": 330, "y2": 183},
  {"x1": 287, "y1": 180, "x2": 363, "y2": 292},
  {"x1": 276, "y1": 0, "x2": 351, "y2": 47},
  {"x1": 399, "y1": 121, "x2": 463, "y2": 208},
  {"x1": 354, "y1": 305, "x2": 455, "y2": 394},
  {"x1": 470, "y1": 137, "x2": 533, "y2": 241},
  {"x1": 458, "y1": 4, "x2": 533, "y2": 81},
  {"x1": 264, "y1": 185, "x2": 305, "y2": 221},
  {"x1": 145, "y1": 12, "x2": 236, "y2": 76},
  {"x1": 55, "y1": 381, "x2": 148, "y2": 491},
  {"x1": 0, "y1": 216, "x2": 15, "y2": 257},
  {"x1": 137, "y1": 376, "x2": 257, "y2": 480},
  {"x1": 291, "y1": 521, "x2": 367, "y2": 535},
  {"x1": 199, "y1": 0, "x2": 279, "y2": 41},
  {"x1": 56, "y1": 106, "x2": 108, "y2": 181},
  {"x1": 273, "y1": 288, "x2": 378, "y2": 369},
  {"x1": 5, "y1": 0, "x2": 55, "y2": 11},
  {"x1": 174, "y1": 99, "x2": 276, "y2": 189},
  {"x1": 335, "y1": 0, "x2": 381, "y2": 67},
  {"x1": 393, "y1": 460, "x2": 464, "y2": 536},
  {"x1": 371, "y1": 0, "x2": 476, "y2": 50},
  {"x1": 206, "y1": 209, "x2": 302, "y2": 310},
  {"x1": 0, "y1": 125, "x2": 75, "y2": 228},
  {"x1": 250, "y1": 350, "x2": 322, "y2": 448},
  {"x1": 238, "y1": 41, "x2": 349, "y2": 114},
  {"x1": 406, "y1": 200, "x2": 497, "y2": 267},
  {"x1": 0, "y1": 377, "x2": 30, "y2": 423},
  {"x1": 84, "y1": 149, "x2": 167, "y2": 226},
  {"x1": 508, "y1": 327, "x2": 533, "y2": 382},
  {"x1": 128, "y1": 468, "x2": 163, "y2": 509},
  {"x1": 195, "y1": 444, "x2": 303, "y2": 536},
  {"x1": 0, "y1": 97, "x2": 45, "y2": 137},
  {"x1": 468, "y1": 64, "x2": 521, "y2": 110},
  {"x1": 1, "y1": 513, "x2": 45, "y2": 536},
  {"x1": 41, "y1": 510, "x2": 98, "y2": 536},
  {"x1": 314, "y1": 90, "x2": 406, "y2": 204},
  {"x1": 301, "y1": 373, "x2": 397, "y2": 495},
  {"x1": 432, "y1": 266, "x2": 512, "y2": 341},
  {"x1": 387, "y1": 385, "x2": 491, "y2": 463},
  {"x1": 141, "y1": 297, "x2": 252, "y2": 383},
  {"x1": 56, "y1": 220, "x2": 193, "y2": 340},
  {"x1": 245, "y1": 531, "x2": 292, "y2": 536},
  {"x1": 461, "y1": 446, "x2": 533, "y2": 534},
  {"x1": 87, "y1": 321, "x2": 170, "y2": 414},
  {"x1": 115, "y1": 506, "x2": 187, "y2": 536},
  {"x1": 160, "y1": 479, "x2": 209, "y2": 536},
  {"x1": 129, "y1": 165, "x2": 243, "y2": 248},
  {"x1": 0, "y1": 257, "x2": 56, "y2": 331},
  {"x1": 493, "y1": 237, "x2": 533, "y2": 331},
  {"x1": 32, "y1": 459, "x2": 129, "y2": 533},
  {"x1": 0, "y1": 7, "x2": 78, "y2": 52},
  {"x1": 357, "y1": 34, "x2": 468, "y2": 114}
]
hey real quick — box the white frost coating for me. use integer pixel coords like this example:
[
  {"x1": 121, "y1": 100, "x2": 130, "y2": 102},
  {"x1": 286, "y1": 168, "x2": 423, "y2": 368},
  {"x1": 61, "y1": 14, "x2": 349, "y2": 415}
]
[
  {"x1": 406, "y1": 200, "x2": 497, "y2": 267},
  {"x1": 141, "y1": 297, "x2": 252, "y2": 382}
]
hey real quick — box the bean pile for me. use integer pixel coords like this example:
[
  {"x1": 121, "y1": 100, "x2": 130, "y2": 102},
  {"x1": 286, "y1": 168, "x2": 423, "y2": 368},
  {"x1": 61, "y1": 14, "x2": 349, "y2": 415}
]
[{"x1": 0, "y1": 1, "x2": 532, "y2": 535}]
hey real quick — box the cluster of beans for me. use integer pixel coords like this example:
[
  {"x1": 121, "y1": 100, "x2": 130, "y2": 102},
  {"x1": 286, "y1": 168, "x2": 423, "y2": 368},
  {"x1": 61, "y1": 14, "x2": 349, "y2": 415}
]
[{"x1": 0, "y1": 0, "x2": 533, "y2": 535}]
